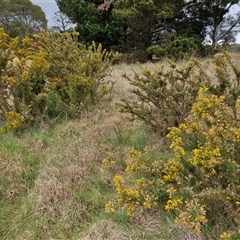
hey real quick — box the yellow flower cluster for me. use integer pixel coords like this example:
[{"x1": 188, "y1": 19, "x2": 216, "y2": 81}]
[
  {"x1": 105, "y1": 201, "x2": 116, "y2": 213},
  {"x1": 162, "y1": 158, "x2": 183, "y2": 182},
  {"x1": 125, "y1": 147, "x2": 147, "y2": 176},
  {"x1": 112, "y1": 175, "x2": 142, "y2": 216},
  {"x1": 175, "y1": 199, "x2": 207, "y2": 235},
  {"x1": 165, "y1": 187, "x2": 183, "y2": 211},
  {"x1": 220, "y1": 232, "x2": 231, "y2": 239},
  {"x1": 165, "y1": 198, "x2": 183, "y2": 211},
  {"x1": 4, "y1": 111, "x2": 24, "y2": 130},
  {"x1": 104, "y1": 152, "x2": 157, "y2": 216},
  {"x1": 192, "y1": 87, "x2": 226, "y2": 122},
  {"x1": 29, "y1": 49, "x2": 50, "y2": 74},
  {"x1": 189, "y1": 141, "x2": 221, "y2": 176},
  {"x1": 167, "y1": 127, "x2": 183, "y2": 148},
  {"x1": 102, "y1": 153, "x2": 116, "y2": 170}
]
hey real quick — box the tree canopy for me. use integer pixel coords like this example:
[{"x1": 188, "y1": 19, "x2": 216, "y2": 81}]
[
  {"x1": 56, "y1": 0, "x2": 240, "y2": 59},
  {"x1": 56, "y1": 0, "x2": 123, "y2": 49},
  {"x1": 183, "y1": 0, "x2": 240, "y2": 47},
  {"x1": 0, "y1": 0, "x2": 47, "y2": 38}
]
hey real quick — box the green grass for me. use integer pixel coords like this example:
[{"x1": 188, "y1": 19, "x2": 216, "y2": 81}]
[
  {"x1": 1, "y1": 53, "x2": 240, "y2": 239},
  {"x1": 0, "y1": 100, "x2": 172, "y2": 240}
]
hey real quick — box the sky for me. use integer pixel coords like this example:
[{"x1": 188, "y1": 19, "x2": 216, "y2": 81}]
[{"x1": 31, "y1": 0, "x2": 59, "y2": 27}]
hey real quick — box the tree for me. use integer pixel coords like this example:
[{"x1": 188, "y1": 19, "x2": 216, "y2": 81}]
[
  {"x1": 183, "y1": 0, "x2": 240, "y2": 47},
  {"x1": 52, "y1": 11, "x2": 74, "y2": 32},
  {"x1": 56, "y1": 0, "x2": 240, "y2": 60},
  {"x1": 113, "y1": 0, "x2": 187, "y2": 58},
  {"x1": 56, "y1": 0, "x2": 123, "y2": 49},
  {"x1": 114, "y1": 0, "x2": 240, "y2": 53},
  {"x1": 0, "y1": 0, "x2": 47, "y2": 38}
]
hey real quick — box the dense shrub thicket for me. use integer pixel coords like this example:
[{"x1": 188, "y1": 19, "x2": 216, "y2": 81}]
[
  {"x1": 119, "y1": 59, "x2": 210, "y2": 134},
  {"x1": 119, "y1": 53, "x2": 240, "y2": 134},
  {"x1": 0, "y1": 28, "x2": 117, "y2": 130},
  {"x1": 104, "y1": 53, "x2": 240, "y2": 238},
  {"x1": 147, "y1": 35, "x2": 201, "y2": 60}
]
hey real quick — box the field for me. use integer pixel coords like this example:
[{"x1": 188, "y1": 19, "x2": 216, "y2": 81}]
[{"x1": 1, "y1": 51, "x2": 240, "y2": 240}]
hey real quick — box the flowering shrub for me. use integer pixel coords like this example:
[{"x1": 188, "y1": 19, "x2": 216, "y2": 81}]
[
  {"x1": 104, "y1": 147, "x2": 158, "y2": 216},
  {"x1": 0, "y1": 28, "x2": 49, "y2": 130},
  {"x1": 104, "y1": 87, "x2": 240, "y2": 237},
  {"x1": 34, "y1": 30, "x2": 117, "y2": 117},
  {"x1": 0, "y1": 28, "x2": 117, "y2": 130},
  {"x1": 119, "y1": 52, "x2": 240, "y2": 135},
  {"x1": 119, "y1": 58, "x2": 210, "y2": 134}
]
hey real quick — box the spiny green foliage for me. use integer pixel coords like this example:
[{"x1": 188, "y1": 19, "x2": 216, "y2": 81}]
[
  {"x1": 119, "y1": 58, "x2": 210, "y2": 134},
  {"x1": 0, "y1": 28, "x2": 117, "y2": 131},
  {"x1": 147, "y1": 35, "x2": 201, "y2": 60},
  {"x1": 34, "y1": 30, "x2": 117, "y2": 117},
  {"x1": 104, "y1": 86, "x2": 240, "y2": 238},
  {"x1": 119, "y1": 52, "x2": 240, "y2": 134},
  {"x1": 0, "y1": 28, "x2": 50, "y2": 130}
]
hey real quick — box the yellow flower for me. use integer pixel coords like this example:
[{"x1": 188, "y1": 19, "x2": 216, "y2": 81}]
[
  {"x1": 105, "y1": 201, "x2": 115, "y2": 213},
  {"x1": 5, "y1": 111, "x2": 24, "y2": 130},
  {"x1": 220, "y1": 232, "x2": 231, "y2": 239},
  {"x1": 165, "y1": 198, "x2": 183, "y2": 211}
]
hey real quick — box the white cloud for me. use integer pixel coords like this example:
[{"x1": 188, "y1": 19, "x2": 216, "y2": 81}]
[{"x1": 236, "y1": 34, "x2": 240, "y2": 44}]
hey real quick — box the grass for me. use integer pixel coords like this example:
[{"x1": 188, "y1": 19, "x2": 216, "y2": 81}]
[{"x1": 1, "y1": 52, "x2": 240, "y2": 239}]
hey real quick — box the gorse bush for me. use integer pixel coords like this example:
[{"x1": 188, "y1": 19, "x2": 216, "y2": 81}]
[
  {"x1": 104, "y1": 87, "x2": 240, "y2": 238},
  {"x1": 34, "y1": 30, "x2": 117, "y2": 117},
  {"x1": 119, "y1": 59, "x2": 210, "y2": 134},
  {"x1": 209, "y1": 52, "x2": 240, "y2": 116},
  {"x1": 120, "y1": 52, "x2": 240, "y2": 135},
  {"x1": 0, "y1": 28, "x2": 117, "y2": 130},
  {"x1": 104, "y1": 53, "x2": 240, "y2": 238},
  {"x1": 0, "y1": 28, "x2": 50, "y2": 130}
]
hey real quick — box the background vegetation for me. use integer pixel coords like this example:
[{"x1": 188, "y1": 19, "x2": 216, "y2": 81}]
[
  {"x1": 1, "y1": 0, "x2": 240, "y2": 239},
  {"x1": 0, "y1": 0, "x2": 47, "y2": 38},
  {"x1": 1, "y1": 24, "x2": 240, "y2": 238},
  {"x1": 56, "y1": 0, "x2": 240, "y2": 60}
]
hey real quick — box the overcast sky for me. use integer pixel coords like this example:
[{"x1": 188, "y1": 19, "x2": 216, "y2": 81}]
[{"x1": 31, "y1": 0, "x2": 59, "y2": 27}]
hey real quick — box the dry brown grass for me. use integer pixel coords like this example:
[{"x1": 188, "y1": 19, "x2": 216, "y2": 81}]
[
  {"x1": 14, "y1": 62, "x2": 166, "y2": 239},
  {"x1": 2, "y1": 52, "x2": 240, "y2": 239}
]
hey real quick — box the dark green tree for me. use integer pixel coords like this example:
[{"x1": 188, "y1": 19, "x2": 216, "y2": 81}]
[
  {"x1": 112, "y1": 0, "x2": 186, "y2": 59},
  {"x1": 0, "y1": 0, "x2": 47, "y2": 38},
  {"x1": 56, "y1": 0, "x2": 240, "y2": 60},
  {"x1": 56, "y1": 0, "x2": 123, "y2": 49},
  {"x1": 182, "y1": 0, "x2": 240, "y2": 47}
]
